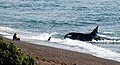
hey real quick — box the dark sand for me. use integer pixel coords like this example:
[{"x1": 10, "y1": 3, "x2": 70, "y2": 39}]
[{"x1": 1, "y1": 35, "x2": 120, "y2": 65}]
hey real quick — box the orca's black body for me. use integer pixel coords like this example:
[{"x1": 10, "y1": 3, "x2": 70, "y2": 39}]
[{"x1": 64, "y1": 26, "x2": 99, "y2": 41}]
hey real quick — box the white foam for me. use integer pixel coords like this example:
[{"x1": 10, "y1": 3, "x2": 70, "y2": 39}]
[
  {"x1": 59, "y1": 39, "x2": 120, "y2": 62},
  {"x1": 97, "y1": 34, "x2": 108, "y2": 37},
  {"x1": 40, "y1": 37, "x2": 120, "y2": 62},
  {"x1": 103, "y1": 32, "x2": 113, "y2": 34},
  {"x1": 0, "y1": 26, "x2": 33, "y2": 36},
  {"x1": 0, "y1": 26, "x2": 21, "y2": 35},
  {"x1": 98, "y1": 34, "x2": 120, "y2": 40},
  {"x1": 0, "y1": 28, "x2": 120, "y2": 62},
  {"x1": 24, "y1": 33, "x2": 51, "y2": 40},
  {"x1": 92, "y1": 39, "x2": 120, "y2": 43},
  {"x1": 0, "y1": 32, "x2": 11, "y2": 36},
  {"x1": 0, "y1": 27, "x2": 15, "y2": 32},
  {"x1": 49, "y1": 38, "x2": 64, "y2": 43},
  {"x1": 23, "y1": 32, "x2": 63, "y2": 41}
]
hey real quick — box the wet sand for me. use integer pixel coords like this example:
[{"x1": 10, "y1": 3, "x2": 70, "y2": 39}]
[{"x1": 1, "y1": 35, "x2": 120, "y2": 65}]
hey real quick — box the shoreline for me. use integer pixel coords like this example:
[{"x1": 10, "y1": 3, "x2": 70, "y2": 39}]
[{"x1": 1, "y1": 35, "x2": 120, "y2": 65}]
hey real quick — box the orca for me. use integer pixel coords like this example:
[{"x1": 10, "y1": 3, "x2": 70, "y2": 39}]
[{"x1": 64, "y1": 26, "x2": 99, "y2": 41}]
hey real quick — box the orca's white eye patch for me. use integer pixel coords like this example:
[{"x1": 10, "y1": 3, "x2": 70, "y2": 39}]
[{"x1": 67, "y1": 35, "x2": 72, "y2": 37}]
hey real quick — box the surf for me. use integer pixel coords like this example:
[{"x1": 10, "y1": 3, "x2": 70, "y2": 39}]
[{"x1": 0, "y1": 26, "x2": 120, "y2": 62}]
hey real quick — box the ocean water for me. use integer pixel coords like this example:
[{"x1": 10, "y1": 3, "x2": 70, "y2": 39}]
[{"x1": 0, "y1": 0, "x2": 120, "y2": 62}]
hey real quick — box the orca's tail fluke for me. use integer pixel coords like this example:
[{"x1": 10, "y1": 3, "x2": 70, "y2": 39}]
[{"x1": 91, "y1": 26, "x2": 99, "y2": 34}]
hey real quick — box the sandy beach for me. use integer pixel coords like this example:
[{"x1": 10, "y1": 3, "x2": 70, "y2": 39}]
[{"x1": 1, "y1": 35, "x2": 120, "y2": 65}]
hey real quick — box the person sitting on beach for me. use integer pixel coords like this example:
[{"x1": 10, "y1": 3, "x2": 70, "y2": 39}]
[{"x1": 13, "y1": 33, "x2": 20, "y2": 41}]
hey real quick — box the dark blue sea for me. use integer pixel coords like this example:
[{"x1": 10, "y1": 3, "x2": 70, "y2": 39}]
[{"x1": 0, "y1": 0, "x2": 120, "y2": 62}]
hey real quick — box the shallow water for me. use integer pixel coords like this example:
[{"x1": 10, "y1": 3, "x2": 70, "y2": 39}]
[{"x1": 0, "y1": 0, "x2": 120, "y2": 62}]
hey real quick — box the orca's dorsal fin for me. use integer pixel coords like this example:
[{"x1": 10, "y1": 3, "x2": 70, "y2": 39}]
[{"x1": 91, "y1": 26, "x2": 99, "y2": 34}]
